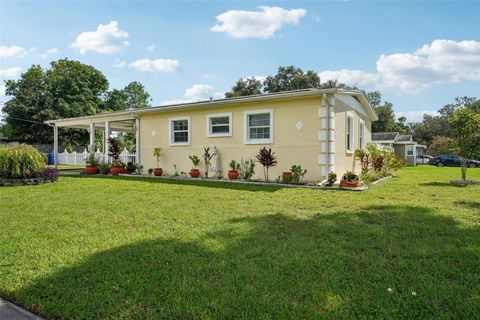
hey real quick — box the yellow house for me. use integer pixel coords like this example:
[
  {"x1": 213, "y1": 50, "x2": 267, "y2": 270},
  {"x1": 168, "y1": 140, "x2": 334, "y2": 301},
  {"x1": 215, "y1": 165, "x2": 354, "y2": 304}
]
[{"x1": 47, "y1": 89, "x2": 378, "y2": 181}]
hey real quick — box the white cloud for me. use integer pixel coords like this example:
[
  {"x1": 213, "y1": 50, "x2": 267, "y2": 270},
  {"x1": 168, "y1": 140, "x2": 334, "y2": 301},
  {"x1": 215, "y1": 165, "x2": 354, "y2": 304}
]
[
  {"x1": 0, "y1": 67, "x2": 22, "y2": 78},
  {"x1": 395, "y1": 110, "x2": 438, "y2": 123},
  {"x1": 113, "y1": 59, "x2": 126, "y2": 68},
  {"x1": 0, "y1": 45, "x2": 27, "y2": 58},
  {"x1": 40, "y1": 48, "x2": 59, "y2": 58},
  {"x1": 146, "y1": 44, "x2": 156, "y2": 52},
  {"x1": 129, "y1": 58, "x2": 180, "y2": 73},
  {"x1": 162, "y1": 84, "x2": 224, "y2": 105},
  {"x1": 211, "y1": 6, "x2": 306, "y2": 39},
  {"x1": 318, "y1": 39, "x2": 480, "y2": 94},
  {"x1": 71, "y1": 21, "x2": 129, "y2": 54}
]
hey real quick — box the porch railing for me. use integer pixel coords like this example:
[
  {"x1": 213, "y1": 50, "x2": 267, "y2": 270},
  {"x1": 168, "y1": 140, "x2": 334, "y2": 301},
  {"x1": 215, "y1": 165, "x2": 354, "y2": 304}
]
[{"x1": 57, "y1": 149, "x2": 136, "y2": 165}]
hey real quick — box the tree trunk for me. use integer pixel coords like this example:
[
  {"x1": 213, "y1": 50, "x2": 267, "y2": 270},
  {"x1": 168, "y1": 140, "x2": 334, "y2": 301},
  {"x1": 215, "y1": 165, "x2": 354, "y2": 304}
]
[{"x1": 461, "y1": 158, "x2": 468, "y2": 181}]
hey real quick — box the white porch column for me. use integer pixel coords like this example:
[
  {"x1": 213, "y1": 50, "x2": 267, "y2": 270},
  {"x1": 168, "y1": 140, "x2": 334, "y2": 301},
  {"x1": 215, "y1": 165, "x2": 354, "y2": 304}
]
[
  {"x1": 53, "y1": 125, "x2": 59, "y2": 169},
  {"x1": 89, "y1": 122, "x2": 95, "y2": 154},
  {"x1": 135, "y1": 118, "x2": 140, "y2": 165},
  {"x1": 104, "y1": 121, "x2": 110, "y2": 162}
]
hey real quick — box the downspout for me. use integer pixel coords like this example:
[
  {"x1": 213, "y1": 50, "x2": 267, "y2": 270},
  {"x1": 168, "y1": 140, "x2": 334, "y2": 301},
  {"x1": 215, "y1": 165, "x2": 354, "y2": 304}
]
[{"x1": 326, "y1": 94, "x2": 331, "y2": 176}]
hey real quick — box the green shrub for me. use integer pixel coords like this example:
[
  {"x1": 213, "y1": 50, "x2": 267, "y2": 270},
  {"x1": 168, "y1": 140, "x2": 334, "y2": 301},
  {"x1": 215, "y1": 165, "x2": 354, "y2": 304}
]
[
  {"x1": 0, "y1": 144, "x2": 46, "y2": 179},
  {"x1": 290, "y1": 165, "x2": 307, "y2": 184}
]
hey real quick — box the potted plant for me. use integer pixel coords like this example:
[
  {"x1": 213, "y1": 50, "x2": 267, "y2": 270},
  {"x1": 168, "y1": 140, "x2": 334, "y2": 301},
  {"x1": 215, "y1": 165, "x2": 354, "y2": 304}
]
[
  {"x1": 148, "y1": 168, "x2": 154, "y2": 175},
  {"x1": 153, "y1": 147, "x2": 163, "y2": 176},
  {"x1": 189, "y1": 155, "x2": 200, "y2": 178},
  {"x1": 282, "y1": 171, "x2": 292, "y2": 183},
  {"x1": 97, "y1": 161, "x2": 110, "y2": 175},
  {"x1": 228, "y1": 160, "x2": 240, "y2": 180},
  {"x1": 108, "y1": 138, "x2": 123, "y2": 176},
  {"x1": 340, "y1": 171, "x2": 363, "y2": 188},
  {"x1": 84, "y1": 153, "x2": 98, "y2": 174}
]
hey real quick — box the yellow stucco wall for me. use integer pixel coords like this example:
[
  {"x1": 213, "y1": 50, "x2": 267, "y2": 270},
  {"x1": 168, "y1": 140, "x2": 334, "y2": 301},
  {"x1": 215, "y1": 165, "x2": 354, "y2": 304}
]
[
  {"x1": 138, "y1": 94, "x2": 373, "y2": 181},
  {"x1": 333, "y1": 98, "x2": 372, "y2": 177}
]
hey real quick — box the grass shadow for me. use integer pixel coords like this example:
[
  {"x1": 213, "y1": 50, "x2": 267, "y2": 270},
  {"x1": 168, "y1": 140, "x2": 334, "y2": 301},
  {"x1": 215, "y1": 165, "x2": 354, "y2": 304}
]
[
  {"x1": 65, "y1": 174, "x2": 284, "y2": 193},
  {"x1": 454, "y1": 201, "x2": 480, "y2": 210},
  {"x1": 10, "y1": 205, "x2": 480, "y2": 319},
  {"x1": 419, "y1": 182, "x2": 468, "y2": 188}
]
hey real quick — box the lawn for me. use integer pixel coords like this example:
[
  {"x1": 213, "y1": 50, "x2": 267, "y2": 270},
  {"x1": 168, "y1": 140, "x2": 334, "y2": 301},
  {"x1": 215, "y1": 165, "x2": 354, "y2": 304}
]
[{"x1": 0, "y1": 166, "x2": 479, "y2": 319}]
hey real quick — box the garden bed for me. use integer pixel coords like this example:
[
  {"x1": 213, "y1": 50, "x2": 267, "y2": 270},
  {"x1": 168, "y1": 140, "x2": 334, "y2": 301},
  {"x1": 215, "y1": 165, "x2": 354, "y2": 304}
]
[
  {"x1": 450, "y1": 179, "x2": 480, "y2": 185},
  {"x1": 0, "y1": 177, "x2": 55, "y2": 187},
  {"x1": 119, "y1": 174, "x2": 371, "y2": 191}
]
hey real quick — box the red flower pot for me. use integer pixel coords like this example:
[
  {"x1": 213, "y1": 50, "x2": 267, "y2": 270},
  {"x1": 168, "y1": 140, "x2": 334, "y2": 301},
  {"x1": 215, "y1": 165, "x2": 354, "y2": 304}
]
[
  {"x1": 228, "y1": 170, "x2": 239, "y2": 180},
  {"x1": 110, "y1": 166, "x2": 123, "y2": 176},
  {"x1": 340, "y1": 180, "x2": 363, "y2": 188},
  {"x1": 121, "y1": 167, "x2": 128, "y2": 174},
  {"x1": 190, "y1": 169, "x2": 200, "y2": 178},
  {"x1": 84, "y1": 165, "x2": 98, "y2": 174},
  {"x1": 282, "y1": 172, "x2": 292, "y2": 183},
  {"x1": 154, "y1": 168, "x2": 163, "y2": 176}
]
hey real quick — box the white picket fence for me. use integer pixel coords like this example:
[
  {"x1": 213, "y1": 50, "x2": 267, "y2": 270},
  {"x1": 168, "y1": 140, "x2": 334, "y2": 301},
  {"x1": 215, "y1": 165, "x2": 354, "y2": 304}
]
[{"x1": 57, "y1": 149, "x2": 136, "y2": 165}]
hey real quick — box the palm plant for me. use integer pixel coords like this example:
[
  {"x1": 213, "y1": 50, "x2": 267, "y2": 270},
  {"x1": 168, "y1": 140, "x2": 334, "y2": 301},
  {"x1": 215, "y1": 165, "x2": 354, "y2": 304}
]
[
  {"x1": 153, "y1": 147, "x2": 161, "y2": 168},
  {"x1": 255, "y1": 147, "x2": 277, "y2": 182}
]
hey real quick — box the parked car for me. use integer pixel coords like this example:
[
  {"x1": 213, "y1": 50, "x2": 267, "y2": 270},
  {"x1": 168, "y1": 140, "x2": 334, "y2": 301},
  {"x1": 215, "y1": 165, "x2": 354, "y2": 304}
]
[
  {"x1": 428, "y1": 155, "x2": 480, "y2": 168},
  {"x1": 416, "y1": 155, "x2": 433, "y2": 165}
]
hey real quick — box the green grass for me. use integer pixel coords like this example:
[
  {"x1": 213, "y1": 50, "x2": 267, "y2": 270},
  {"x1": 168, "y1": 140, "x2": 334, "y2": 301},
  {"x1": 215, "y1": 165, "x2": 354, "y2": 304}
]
[{"x1": 0, "y1": 166, "x2": 479, "y2": 319}]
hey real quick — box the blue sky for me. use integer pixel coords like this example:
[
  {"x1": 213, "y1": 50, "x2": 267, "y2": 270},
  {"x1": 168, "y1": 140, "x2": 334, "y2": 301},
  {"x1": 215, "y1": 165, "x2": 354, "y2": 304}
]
[{"x1": 1, "y1": 1, "x2": 479, "y2": 122}]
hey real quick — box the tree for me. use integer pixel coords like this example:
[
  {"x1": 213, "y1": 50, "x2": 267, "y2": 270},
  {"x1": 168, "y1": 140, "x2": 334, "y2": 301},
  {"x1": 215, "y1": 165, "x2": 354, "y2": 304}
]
[
  {"x1": 263, "y1": 66, "x2": 321, "y2": 93},
  {"x1": 225, "y1": 78, "x2": 262, "y2": 98},
  {"x1": 3, "y1": 59, "x2": 109, "y2": 145},
  {"x1": 427, "y1": 136, "x2": 455, "y2": 156},
  {"x1": 123, "y1": 81, "x2": 151, "y2": 110},
  {"x1": 448, "y1": 108, "x2": 480, "y2": 181},
  {"x1": 367, "y1": 91, "x2": 410, "y2": 134}
]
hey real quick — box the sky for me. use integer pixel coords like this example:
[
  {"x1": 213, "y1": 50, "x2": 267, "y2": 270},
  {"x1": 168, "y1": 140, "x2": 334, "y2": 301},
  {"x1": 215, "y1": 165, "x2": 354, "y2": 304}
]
[{"x1": 1, "y1": 1, "x2": 479, "y2": 122}]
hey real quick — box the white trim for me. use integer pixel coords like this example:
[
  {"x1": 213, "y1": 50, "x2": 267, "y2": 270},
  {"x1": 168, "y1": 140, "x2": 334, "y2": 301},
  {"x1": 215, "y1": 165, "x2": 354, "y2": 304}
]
[
  {"x1": 169, "y1": 116, "x2": 191, "y2": 146},
  {"x1": 206, "y1": 112, "x2": 232, "y2": 137},
  {"x1": 346, "y1": 112, "x2": 354, "y2": 154},
  {"x1": 244, "y1": 109, "x2": 273, "y2": 145},
  {"x1": 359, "y1": 119, "x2": 365, "y2": 149}
]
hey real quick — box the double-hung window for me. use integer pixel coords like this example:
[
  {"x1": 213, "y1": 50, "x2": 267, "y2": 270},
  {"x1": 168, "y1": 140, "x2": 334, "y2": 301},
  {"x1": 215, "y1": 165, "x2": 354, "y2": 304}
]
[
  {"x1": 169, "y1": 116, "x2": 190, "y2": 146},
  {"x1": 406, "y1": 145, "x2": 414, "y2": 156},
  {"x1": 359, "y1": 120, "x2": 365, "y2": 149},
  {"x1": 244, "y1": 109, "x2": 273, "y2": 144},
  {"x1": 346, "y1": 113, "x2": 354, "y2": 153},
  {"x1": 207, "y1": 113, "x2": 232, "y2": 137}
]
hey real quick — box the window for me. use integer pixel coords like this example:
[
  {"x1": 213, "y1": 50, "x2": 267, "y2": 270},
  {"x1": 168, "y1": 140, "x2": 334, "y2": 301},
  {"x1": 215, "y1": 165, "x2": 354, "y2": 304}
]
[
  {"x1": 244, "y1": 109, "x2": 273, "y2": 144},
  {"x1": 346, "y1": 114, "x2": 354, "y2": 153},
  {"x1": 359, "y1": 120, "x2": 365, "y2": 149},
  {"x1": 169, "y1": 117, "x2": 190, "y2": 146},
  {"x1": 207, "y1": 113, "x2": 232, "y2": 137},
  {"x1": 406, "y1": 145, "x2": 414, "y2": 156}
]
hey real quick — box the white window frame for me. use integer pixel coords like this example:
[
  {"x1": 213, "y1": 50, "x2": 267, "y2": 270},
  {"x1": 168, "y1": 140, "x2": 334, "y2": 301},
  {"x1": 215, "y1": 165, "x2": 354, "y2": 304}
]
[
  {"x1": 406, "y1": 144, "x2": 414, "y2": 156},
  {"x1": 169, "y1": 116, "x2": 190, "y2": 146},
  {"x1": 346, "y1": 113, "x2": 354, "y2": 153},
  {"x1": 244, "y1": 109, "x2": 273, "y2": 144},
  {"x1": 359, "y1": 119, "x2": 365, "y2": 149},
  {"x1": 206, "y1": 112, "x2": 232, "y2": 137}
]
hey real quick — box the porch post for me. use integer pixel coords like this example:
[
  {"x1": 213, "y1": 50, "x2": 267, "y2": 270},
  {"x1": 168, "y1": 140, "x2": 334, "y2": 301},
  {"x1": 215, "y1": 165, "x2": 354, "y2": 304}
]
[
  {"x1": 89, "y1": 122, "x2": 95, "y2": 154},
  {"x1": 53, "y1": 125, "x2": 59, "y2": 169},
  {"x1": 104, "y1": 121, "x2": 110, "y2": 162},
  {"x1": 135, "y1": 118, "x2": 140, "y2": 165}
]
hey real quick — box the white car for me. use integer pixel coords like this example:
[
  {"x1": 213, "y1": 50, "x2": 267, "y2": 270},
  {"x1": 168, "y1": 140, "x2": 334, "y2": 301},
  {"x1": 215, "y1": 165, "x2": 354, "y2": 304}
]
[{"x1": 416, "y1": 155, "x2": 433, "y2": 165}]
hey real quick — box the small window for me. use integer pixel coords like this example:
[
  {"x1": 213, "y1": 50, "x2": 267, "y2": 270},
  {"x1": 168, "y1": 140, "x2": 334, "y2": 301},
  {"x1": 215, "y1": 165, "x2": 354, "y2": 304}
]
[
  {"x1": 207, "y1": 113, "x2": 232, "y2": 137},
  {"x1": 346, "y1": 114, "x2": 354, "y2": 153},
  {"x1": 359, "y1": 120, "x2": 365, "y2": 149},
  {"x1": 406, "y1": 145, "x2": 414, "y2": 156},
  {"x1": 169, "y1": 117, "x2": 190, "y2": 145},
  {"x1": 244, "y1": 110, "x2": 273, "y2": 144}
]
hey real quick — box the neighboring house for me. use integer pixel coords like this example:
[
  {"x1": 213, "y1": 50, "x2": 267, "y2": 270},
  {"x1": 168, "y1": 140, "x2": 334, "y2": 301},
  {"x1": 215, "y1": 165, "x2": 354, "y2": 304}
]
[
  {"x1": 372, "y1": 132, "x2": 426, "y2": 166},
  {"x1": 46, "y1": 89, "x2": 378, "y2": 181}
]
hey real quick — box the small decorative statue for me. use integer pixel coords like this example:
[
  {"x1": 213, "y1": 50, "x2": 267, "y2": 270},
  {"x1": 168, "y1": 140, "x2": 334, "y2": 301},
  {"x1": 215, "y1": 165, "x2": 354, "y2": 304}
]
[{"x1": 210, "y1": 146, "x2": 221, "y2": 178}]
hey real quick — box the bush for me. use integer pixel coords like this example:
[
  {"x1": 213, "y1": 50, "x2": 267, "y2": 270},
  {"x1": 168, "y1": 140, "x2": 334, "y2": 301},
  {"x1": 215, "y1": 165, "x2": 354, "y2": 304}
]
[
  {"x1": 355, "y1": 143, "x2": 406, "y2": 182},
  {"x1": 0, "y1": 144, "x2": 46, "y2": 179},
  {"x1": 40, "y1": 168, "x2": 59, "y2": 182},
  {"x1": 290, "y1": 165, "x2": 307, "y2": 184},
  {"x1": 239, "y1": 159, "x2": 255, "y2": 181}
]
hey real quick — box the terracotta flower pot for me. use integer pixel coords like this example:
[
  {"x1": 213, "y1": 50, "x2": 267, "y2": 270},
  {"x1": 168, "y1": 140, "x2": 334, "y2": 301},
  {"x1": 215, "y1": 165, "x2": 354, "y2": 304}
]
[
  {"x1": 121, "y1": 167, "x2": 128, "y2": 174},
  {"x1": 228, "y1": 170, "x2": 239, "y2": 180},
  {"x1": 110, "y1": 166, "x2": 123, "y2": 176},
  {"x1": 190, "y1": 169, "x2": 200, "y2": 178},
  {"x1": 154, "y1": 168, "x2": 163, "y2": 176},
  {"x1": 84, "y1": 165, "x2": 98, "y2": 175},
  {"x1": 340, "y1": 179, "x2": 363, "y2": 188},
  {"x1": 282, "y1": 171, "x2": 292, "y2": 183}
]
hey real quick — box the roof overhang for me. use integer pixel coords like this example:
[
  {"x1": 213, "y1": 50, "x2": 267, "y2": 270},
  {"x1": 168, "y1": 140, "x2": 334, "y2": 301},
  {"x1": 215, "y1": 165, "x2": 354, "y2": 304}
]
[{"x1": 45, "y1": 88, "x2": 379, "y2": 127}]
